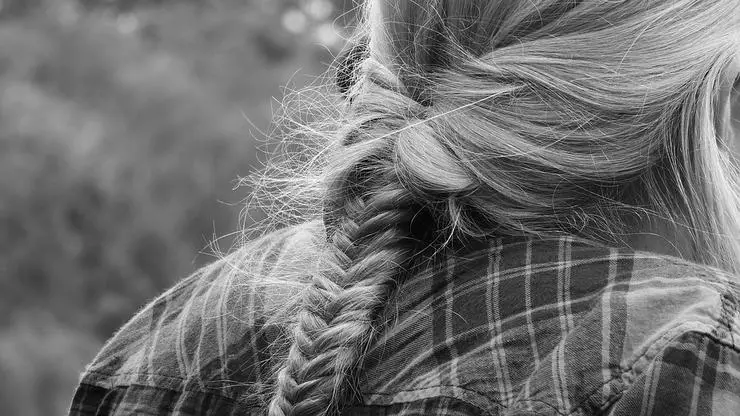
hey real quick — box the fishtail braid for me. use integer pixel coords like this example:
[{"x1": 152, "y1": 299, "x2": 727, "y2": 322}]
[{"x1": 267, "y1": 62, "x2": 439, "y2": 416}]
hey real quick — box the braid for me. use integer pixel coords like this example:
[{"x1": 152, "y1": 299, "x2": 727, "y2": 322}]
[
  {"x1": 268, "y1": 67, "x2": 435, "y2": 415},
  {"x1": 269, "y1": 186, "x2": 422, "y2": 416}
]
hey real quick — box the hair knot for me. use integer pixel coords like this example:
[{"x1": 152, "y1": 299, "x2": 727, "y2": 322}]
[{"x1": 394, "y1": 119, "x2": 478, "y2": 195}]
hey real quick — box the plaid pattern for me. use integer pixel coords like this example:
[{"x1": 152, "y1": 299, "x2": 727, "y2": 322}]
[{"x1": 69, "y1": 223, "x2": 740, "y2": 415}]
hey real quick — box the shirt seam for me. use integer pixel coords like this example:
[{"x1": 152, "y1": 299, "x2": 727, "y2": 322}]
[
  {"x1": 80, "y1": 369, "x2": 263, "y2": 404},
  {"x1": 75, "y1": 379, "x2": 240, "y2": 401},
  {"x1": 361, "y1": 393, "x2": 496, "y2": 415},
  {"x1": 363, "y1": 384, "x2": 504, "y2": 402},
  {"x1": 362, "y1": 384, "x2": 503, "y2": 414}
]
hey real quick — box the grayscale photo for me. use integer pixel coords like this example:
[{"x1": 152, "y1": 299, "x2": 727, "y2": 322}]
[{"x1": 1, "y1": 1, "x2": 739, "y2": 415}]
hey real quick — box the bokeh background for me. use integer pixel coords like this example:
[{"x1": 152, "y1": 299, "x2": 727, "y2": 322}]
[{"x1": 0, "y1": 0, "x2": 354, "y2": 414}]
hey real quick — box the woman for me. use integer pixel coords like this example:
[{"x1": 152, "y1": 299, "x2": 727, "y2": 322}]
[{"x1": 69, "y1": 1, "x2": 740, "y2": 415}]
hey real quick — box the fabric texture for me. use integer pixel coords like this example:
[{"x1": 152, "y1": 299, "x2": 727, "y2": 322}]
[{"x1": 68, "y1": 223, "x2": 740, "y2": 415}]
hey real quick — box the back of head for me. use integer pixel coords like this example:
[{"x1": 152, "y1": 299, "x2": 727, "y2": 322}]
[{"x1": 262, "y1": 1, "x2": 740, "y2": 415}]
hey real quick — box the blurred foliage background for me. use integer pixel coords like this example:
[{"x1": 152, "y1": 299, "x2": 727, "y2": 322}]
[{"x1": 0, "y1": 0, "x2": 355, "y2": 414}]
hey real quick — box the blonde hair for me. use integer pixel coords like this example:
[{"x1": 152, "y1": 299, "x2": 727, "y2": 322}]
[{"x1": 245, "y1": 1, "x2": 740, "y2": 415}]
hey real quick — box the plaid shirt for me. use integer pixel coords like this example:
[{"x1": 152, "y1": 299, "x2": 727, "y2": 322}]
[{"x1": 69, "y1": 223, "x2": 740, "y2": 415}]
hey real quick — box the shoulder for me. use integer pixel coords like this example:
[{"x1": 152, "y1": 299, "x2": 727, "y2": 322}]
[
  {"x1": 597, "y1": 253, "x2": 740, "y2": 416},
  {"x1": 524, "y1": 248, "x2": 740, "y2": 415},
  {"x1": 519, "y1": 248, "x2": 740, "y2": 415},
  {"x1": 69, "y1": 222, "x2": 322, "y2": 415},
  {"x1": 356, "y1": 238, "x2": 740, "y2": 415}
]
